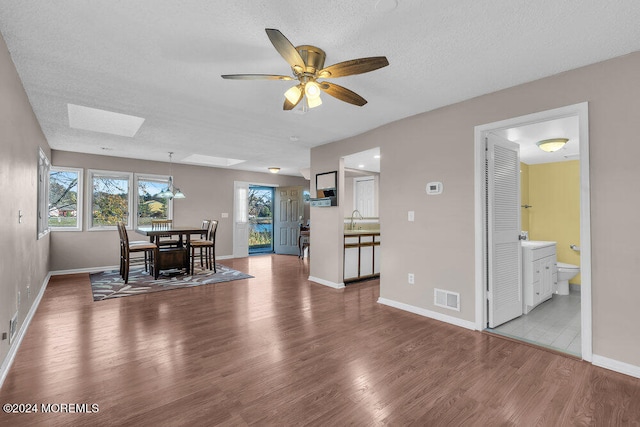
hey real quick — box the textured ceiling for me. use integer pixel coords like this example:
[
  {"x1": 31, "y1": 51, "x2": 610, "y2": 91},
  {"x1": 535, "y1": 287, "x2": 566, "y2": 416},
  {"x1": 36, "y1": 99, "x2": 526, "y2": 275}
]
[{"x1": 1, "y1": 1, "x2": 640, "y2": 176}]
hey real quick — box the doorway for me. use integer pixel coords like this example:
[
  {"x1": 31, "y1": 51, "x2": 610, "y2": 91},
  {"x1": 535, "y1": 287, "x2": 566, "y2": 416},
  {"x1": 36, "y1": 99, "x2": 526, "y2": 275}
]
[
  {"x1": 248, "y1": 186, "x2": 274, "y2": 254},
  {"x1": 474, "y1": 102, "x2": 592, "y2": 361}
]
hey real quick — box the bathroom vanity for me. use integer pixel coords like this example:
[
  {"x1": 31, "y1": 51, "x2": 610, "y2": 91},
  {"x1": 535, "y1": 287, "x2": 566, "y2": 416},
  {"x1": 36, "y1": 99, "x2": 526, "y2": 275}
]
[{"x1": 522, "y1": 241, "x2": 557, "y2": 313}]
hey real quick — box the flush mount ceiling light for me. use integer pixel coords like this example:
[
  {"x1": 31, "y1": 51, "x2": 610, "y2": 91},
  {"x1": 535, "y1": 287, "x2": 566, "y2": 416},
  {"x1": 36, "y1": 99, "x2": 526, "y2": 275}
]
[
  {"x1": 268, "y1": 167, "x2": 281, "y2": 173},
  {"x1": 222, "y1": 28, "x2": 389, "y2": 110},
  {"x1": 159, "y1": 152, "x2": 185, "y2": 199},
  {"x1": 536, "y1": 138, "x2": 569, "y2": 153}
]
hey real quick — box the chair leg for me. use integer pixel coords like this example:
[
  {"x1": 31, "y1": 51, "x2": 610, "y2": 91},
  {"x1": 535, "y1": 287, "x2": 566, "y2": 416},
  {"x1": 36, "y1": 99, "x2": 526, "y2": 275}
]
[
  {"x1": 123, "y1": 256, "x2": 130, "y2": 284},
  {"x1": 212, "y1": 245, "x2": 216, "y2": 273}
]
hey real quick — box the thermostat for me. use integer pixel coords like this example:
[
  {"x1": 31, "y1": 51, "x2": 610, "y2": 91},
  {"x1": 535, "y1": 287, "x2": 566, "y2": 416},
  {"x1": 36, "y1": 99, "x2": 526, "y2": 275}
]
[{"x1": 426, "y1": 181, "x2": 443, "y2": 195}]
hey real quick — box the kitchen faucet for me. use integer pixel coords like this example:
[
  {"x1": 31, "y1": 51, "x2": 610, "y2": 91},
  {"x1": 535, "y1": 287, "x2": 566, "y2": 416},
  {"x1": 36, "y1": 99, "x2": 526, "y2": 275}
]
[{"x1": 350, "y1": 209, "x2": 364, "y2": 230}]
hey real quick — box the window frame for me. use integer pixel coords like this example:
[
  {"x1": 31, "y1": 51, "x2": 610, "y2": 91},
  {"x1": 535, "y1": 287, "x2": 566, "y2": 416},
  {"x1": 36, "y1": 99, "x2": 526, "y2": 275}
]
[
  {"x1": 134, "y1": 173, "x2": 173, "y2": 228},
  {"x1": 49, "y1": 166, "x2": 83, "y2": 232},
  {"x1": 87, "y1": 169, "x2": 134, "y2": 231},
  {"x1": 37, "y1": 148, "x2": 51, "y2": 239}
]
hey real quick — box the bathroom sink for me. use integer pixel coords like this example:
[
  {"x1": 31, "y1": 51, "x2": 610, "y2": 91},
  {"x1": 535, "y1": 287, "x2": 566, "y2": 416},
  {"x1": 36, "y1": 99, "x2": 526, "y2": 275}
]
[{"x1": 521, "y1": 240, "x2": 556, "y2": 248}]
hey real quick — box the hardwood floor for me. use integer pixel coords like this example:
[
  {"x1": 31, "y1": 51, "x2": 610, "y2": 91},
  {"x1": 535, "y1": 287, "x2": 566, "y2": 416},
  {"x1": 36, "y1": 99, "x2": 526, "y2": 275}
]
[{"x1": 1, "y1": 255, "x2": 639, "y2": 426}]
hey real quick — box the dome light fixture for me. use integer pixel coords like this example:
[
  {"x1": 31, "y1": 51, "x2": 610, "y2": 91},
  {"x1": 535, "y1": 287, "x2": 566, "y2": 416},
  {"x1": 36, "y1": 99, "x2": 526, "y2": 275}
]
[
  {"x1": 268, "y1": 167, "x2": 281, "y2": 174},
  {"x1": 536, "y1": 138, "x2": 569, "y2": 153}
]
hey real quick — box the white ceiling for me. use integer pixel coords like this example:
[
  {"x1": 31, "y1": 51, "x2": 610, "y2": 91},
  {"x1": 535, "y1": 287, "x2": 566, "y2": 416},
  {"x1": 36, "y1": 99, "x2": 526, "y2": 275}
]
[
  {"x1": 494, "y1": 116, "x2": 580, "y2": 165},
  {"x1": 1, "y1": 1, "x2": 640, "y2": 176}
]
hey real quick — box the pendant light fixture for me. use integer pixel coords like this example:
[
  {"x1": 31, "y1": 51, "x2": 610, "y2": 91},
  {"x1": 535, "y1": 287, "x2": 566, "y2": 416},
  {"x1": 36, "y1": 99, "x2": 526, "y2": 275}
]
[{"x1": 159, "y1": 152, "x2": 186, "y2": 199}]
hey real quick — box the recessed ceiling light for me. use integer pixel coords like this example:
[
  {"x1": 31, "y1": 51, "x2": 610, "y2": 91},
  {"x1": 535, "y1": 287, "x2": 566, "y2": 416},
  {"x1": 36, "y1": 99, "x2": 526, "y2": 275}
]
[
  {"x1": 358, "y1": 164, "x2": 365, "y2": 168},
  {"x1": 67, "y1": 104, "x2": 145, "y2": 137},
  {"x1": 290, "y1": 136, "x2": 299, "y2": 142}
]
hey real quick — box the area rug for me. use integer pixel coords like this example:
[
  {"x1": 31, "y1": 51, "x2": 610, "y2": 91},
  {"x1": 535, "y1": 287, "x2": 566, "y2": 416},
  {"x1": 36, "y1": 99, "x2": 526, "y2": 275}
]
[{"x1": 89, "y1": 264, "x2": 253, "y2": 301}]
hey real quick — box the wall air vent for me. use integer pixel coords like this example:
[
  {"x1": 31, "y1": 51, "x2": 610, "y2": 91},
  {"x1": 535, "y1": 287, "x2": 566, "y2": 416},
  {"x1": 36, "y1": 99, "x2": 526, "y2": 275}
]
[{"x1": 434, "y1": 288, "x2": 460, "y2": 311}]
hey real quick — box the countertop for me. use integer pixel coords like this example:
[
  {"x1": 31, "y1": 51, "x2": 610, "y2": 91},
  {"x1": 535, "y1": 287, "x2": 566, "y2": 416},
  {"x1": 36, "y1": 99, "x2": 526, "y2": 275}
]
[
  {"x1": 344, "y1": 230, "x2": 380, "y2": 236},
  {"x1": 521, "y1": 240, "x2": 556, "y2": 248}
]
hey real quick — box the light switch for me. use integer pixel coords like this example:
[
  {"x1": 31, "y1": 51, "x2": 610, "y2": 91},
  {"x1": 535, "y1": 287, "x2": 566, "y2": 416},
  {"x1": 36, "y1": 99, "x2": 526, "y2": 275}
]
[
  {"x1": 221, "y1": 213, "x2": 229, "y2": 218},
  {"x1": 408, "y1": 211, "x2": 415, "y2": 222}
]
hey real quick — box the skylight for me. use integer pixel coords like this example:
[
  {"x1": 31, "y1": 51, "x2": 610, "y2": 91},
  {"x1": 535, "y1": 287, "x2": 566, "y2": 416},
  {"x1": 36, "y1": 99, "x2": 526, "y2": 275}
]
[
  {"x1": 67, "y1": 104, "x2": 145, "y2": 137},
  {"x1": 181, "y1": 154, "x2": 245, "y2": 167}
]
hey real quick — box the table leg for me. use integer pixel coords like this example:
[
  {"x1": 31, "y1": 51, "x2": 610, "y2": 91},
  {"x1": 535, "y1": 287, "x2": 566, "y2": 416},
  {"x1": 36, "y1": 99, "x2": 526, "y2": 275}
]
[{"x1": 185, "y1": 234, "x2": 191, "y2": 274}]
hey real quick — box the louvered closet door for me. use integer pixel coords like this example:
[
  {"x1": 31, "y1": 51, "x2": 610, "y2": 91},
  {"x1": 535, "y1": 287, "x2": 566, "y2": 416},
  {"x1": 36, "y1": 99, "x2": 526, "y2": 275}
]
[{"x1": 487, "y1": 133, "x2": 522, "y2": 328}]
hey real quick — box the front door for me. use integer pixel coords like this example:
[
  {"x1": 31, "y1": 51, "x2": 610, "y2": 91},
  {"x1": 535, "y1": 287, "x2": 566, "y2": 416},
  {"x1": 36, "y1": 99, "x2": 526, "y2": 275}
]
[
  {"x1": 487, "y1": 133, "x2": 523, "y2": 328},
  {"x1": 274, "y1": 186, "x2": 303, "y2": 255}
]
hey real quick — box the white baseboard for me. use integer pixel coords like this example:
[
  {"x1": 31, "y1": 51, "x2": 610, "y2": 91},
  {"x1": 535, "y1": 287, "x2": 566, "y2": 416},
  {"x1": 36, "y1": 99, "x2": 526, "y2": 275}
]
[
  {"x1": 0, "y1": 272, "x2": 51, "y2": 389},
  {"x1": 377, "y1": 297, "x2": 476, "y2": 330},
  {"x1": 592, "y1": 354, "x2": 640, "y2": 379},
  {"x1": 51, "y1": 265, "x2": 119, "y2": 276},
  {"x1": 308, "y1": 276, "x2": 345, "y2": 289}
]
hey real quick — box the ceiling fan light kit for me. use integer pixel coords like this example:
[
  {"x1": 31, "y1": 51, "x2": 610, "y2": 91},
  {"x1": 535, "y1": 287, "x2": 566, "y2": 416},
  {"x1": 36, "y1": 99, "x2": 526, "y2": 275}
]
[{"x1": 222, "y1": 29, "x2": 389, "y2": 110}]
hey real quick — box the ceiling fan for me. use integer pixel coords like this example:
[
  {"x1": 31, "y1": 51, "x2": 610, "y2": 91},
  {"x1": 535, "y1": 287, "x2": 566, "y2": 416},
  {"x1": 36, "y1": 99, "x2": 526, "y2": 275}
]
[{"x1": 221, "y1": 28, "x2": 389, "y2": 110}]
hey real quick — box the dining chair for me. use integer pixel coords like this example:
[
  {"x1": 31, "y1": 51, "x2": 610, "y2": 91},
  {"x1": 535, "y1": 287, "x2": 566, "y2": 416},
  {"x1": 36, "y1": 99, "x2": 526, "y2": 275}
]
[
  {"x1": 151, "y1": 218, "x2": 180, "y2": 247},
  {"x1": 190, "y1": 220, "x2": 218, "y2": 273},
  {"x1": 118, "y1": 222, "x2": 158, "y2": 284},
  {"x1": 299, "y1": 224, "x2": 310, "y2": 259}
]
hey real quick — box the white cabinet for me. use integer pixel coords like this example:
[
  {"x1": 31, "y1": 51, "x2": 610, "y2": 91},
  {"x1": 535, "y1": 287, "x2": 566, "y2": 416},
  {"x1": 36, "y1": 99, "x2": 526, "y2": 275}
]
[
  {"x1": 344, "y1": 237, "x2": 360, "y2": 282},
  {"x1": 522, "y1": 242, "x2": 557, "y2": 314},
  {"x1": 343, "y1": 233, "x2": 380, "y2": 283}
]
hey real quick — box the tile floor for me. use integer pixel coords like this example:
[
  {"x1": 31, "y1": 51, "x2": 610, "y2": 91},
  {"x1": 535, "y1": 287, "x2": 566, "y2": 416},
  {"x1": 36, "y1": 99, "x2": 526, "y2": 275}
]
[{"x1": 489, "y1": 290, "x2": 581, "y2": 356}]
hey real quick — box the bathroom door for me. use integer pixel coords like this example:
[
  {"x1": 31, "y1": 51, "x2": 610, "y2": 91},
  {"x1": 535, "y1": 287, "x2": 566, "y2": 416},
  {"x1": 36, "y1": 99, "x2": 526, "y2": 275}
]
[{"x1": 487, "y1": 133, "x2": 523, "y2": 328}]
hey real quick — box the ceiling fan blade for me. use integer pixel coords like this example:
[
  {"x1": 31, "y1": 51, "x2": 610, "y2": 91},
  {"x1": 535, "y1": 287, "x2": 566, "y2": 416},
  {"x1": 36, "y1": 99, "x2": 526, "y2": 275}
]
[
  {"x1": 221, "y1": 74, "x2": 293, "y2": 80},
  {"x1": 265, "y1": 28, "x2": 306, "y2": 72},
  {"x1": 318, "y1": 56, "x2": 389, "y2": 78},
  {"x1": 319, "y1": 82, "x2": 367, "y2": 106},
  {"x1": 283, "y1": 86, "x2": 304, "y2": 110}
]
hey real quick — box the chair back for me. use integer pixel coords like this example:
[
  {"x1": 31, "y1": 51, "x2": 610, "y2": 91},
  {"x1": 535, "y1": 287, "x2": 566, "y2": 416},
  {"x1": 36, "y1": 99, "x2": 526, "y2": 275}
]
[
  {"x1": 208, "y1": 220, "x2": 219, "y2": 242},
  {"x1": 117, "y1": 221, "x2": 130, "y2": 247},
  {"x1": 200, "y1": 219, "x2": 211, "y2": 238},
  {"x1": 151, "y1": 219, "x2": 173, "y2": 230}
]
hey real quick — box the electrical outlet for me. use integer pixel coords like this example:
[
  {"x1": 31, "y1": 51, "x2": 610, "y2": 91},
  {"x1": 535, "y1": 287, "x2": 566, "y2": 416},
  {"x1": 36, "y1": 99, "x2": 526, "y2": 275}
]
[
  {"x1": 27, "y1": 285, "x2": 31, "y2": 300},
  {"x1": 408, "y1": 211, "x2": 415, "y2": 222},
  {"x1": 17, "y1": 291, "x2": 20, "y2": 307},
  {"x1": 408, "y1": 273, "x2": 415, "y2": 284},
  {"x1": 221, "y1": 213, "x2": 229, "y2": 218}
]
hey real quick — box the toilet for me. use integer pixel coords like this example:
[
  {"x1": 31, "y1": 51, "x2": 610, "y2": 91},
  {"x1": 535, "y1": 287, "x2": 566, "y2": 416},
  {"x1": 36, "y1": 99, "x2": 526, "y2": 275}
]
[{"x1": 556, "y1": 262, "x2": 580, "y2": 295}]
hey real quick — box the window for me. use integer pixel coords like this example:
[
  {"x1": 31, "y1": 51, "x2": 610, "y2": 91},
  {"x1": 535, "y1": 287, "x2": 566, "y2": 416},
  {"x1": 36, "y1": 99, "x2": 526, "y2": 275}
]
[
  {"x1": 37, "y1": 148, "x2": 50, "y2": 239},
  {"x1": 88, "y1": 169, "x2": 133, "y2": 230},
  {"x1": 135, "y1": 174, "x2": 172, "y2": 227},
  {"x1": 49, "y1": 166, "x2": 83, "y2": 231}
]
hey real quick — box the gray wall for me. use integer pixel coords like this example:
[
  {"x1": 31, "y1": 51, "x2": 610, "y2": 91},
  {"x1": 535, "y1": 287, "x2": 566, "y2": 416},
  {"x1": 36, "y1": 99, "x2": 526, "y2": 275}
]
[
  {"x1": 310, "y1": 52, "x2": 640, "y2": 368},
  {"x1": 0, "y1": 34, "x2": 50, "y2": 370},
  {"x1": 50, "y1": 150, "x2": 309, "y2": 271}
]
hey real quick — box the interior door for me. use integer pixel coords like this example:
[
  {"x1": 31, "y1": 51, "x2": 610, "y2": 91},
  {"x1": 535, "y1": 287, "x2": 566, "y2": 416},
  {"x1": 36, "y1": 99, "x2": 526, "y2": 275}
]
[
  {"x1": 274, "y1": 186, "x2": 303, "y2": 255},
  {"x1": 354, "y1": 177, "x2": 375, "y2": 217},
  {"x1": 233, "y1": 181, "x2": 249, "y2": 258},
  {"x1": 487, "y1": 133, "x2": 523, "y2": 328}
]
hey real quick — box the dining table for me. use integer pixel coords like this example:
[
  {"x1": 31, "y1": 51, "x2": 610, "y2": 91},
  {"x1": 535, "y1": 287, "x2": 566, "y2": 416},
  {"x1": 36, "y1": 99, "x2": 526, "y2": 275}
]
[{"x1": 135, "y1": 225, "x2": 207, "y2": 276}]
